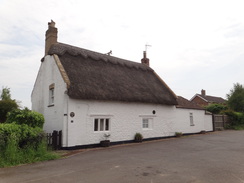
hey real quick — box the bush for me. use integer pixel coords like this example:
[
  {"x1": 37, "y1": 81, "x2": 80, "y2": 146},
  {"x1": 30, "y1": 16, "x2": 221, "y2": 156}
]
[
  {"x1": 0, "y1": 123, "x2": 59, "y2": 167},
  {"x1": 223, "y1": 110, "x2": 244, "y2": 126},
  {"x1": 6, "y1": 108, "x2": 44, "y2": 128},
  {"x1": 205, "y1": 103, "x2": 228, "y2": 114},
  {"x1": 0, "y1": 123, "x2": 43, "y2": 150},
  {"x1": 134, "y1": 133, "x2": 143, "y2": 142},
  {"x1": 175, "y1": 132, "x2": 183, "y2": 137}
]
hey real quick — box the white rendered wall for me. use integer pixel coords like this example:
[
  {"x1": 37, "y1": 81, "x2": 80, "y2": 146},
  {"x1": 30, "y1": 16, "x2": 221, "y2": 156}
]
[
  {"x1": 31, "y1": 55, "x2": 67, "y2": 133},
  {"x1": 64, "y1": 99, "x2": 176, "y2": 147},
  {"x1": 204, "y1": 113, "x2": 213, "y2": 131},
  {"x1": 64, "y1": 99, "x2": 213, "y2": 147},
  {"x1": 173, "y1": 108, "x2": 212, "y2": 134}
]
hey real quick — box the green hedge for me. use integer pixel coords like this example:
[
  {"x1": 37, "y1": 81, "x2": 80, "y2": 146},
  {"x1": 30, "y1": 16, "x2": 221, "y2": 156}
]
[
  {"x1": 223, "y1": 110, "x2": 244, "y2": 125},
  {"x1": 6, "y1": 108, "x2": 44, "y2": 128},
  {"x1": 0, "y1": 123, "x2": 44, "y2": 150}
]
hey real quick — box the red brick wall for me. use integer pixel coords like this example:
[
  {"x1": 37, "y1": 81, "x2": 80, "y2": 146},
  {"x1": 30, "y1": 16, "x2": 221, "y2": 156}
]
[{"x1": 191, "y1": 96, "x2": 209, "y2": 107}]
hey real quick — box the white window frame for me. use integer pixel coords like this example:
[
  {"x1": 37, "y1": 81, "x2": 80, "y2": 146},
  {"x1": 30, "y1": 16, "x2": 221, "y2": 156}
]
[
  {"x1": 94, "y1": 118, "x2": 110, "y2": 132},
  {"x1": 142, "y1": 118, "x2": 153, "y2": 130},
  {"x1": 142, "y1": 118, "x2": 149, "y2": 128},
  {"x1": 49, "y1": 84, "x2": 55, "y2": 106},
  {"x1": 190, "y1": 112, "x2": 194, "y2": 126}
]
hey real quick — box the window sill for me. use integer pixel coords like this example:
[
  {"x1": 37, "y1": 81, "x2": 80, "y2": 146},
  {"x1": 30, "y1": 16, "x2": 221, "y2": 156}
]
[
  {"x1": 48, "y1": 104, "x2": 54, "y2": 107},
  {"x1": 142, "y1": 128, "x2": 153, "y2": 131},
  {"x1": 94, "y1": 131, "x2": 110, "y2": 133}
]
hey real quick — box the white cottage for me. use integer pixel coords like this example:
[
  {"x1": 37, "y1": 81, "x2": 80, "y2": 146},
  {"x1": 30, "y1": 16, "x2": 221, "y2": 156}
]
[{"x1": 32, "y1": 21, "x2": 212, "y2": 149}]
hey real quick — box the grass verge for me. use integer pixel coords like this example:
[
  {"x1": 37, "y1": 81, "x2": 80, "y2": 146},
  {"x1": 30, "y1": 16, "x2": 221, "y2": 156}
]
[{"x1": 0, "y1": 138, "x2": 60, "y2": 168}]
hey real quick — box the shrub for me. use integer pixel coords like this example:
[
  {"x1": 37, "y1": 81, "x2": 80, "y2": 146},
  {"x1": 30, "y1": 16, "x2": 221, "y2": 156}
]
[
  {"x1": 205, "y1": 103, "x2": 228, "y2": 114},
  {"x1": 6, "y1": 108, "x2": 44, "y2": 128},
  {"x1": 223, "y1": 110, "x2": 244, "y2": 126},
  {"x1": 134, "y1": 133, "x2": 143, "y2": 142},
  {"x1": 0, "y1": 123, "x2": 59, "y2": 167},
  {"x1": 0, "y1": 123, "x2": 43, "y2": 150},
  {"x1": 175, "y1": 132, "x2": 183, "y2": 137}
]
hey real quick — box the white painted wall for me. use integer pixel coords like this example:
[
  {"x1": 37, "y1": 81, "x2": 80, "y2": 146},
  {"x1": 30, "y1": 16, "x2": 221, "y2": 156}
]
[
  {"x1": 64, "y1": 99, "x2": 213, "y2": 147},
  {"x1": 204, "y1": 113, "x2": 213, "y2": 131},
  {"x1": 173, "y1": 108, "x2": 213, "y2": 134},
  {"x1": 31, "y1": 55, "x2": 67, "y2": 133},
  {"x1": 64, "y1": 99, "x2": 174, "y2": 147}
]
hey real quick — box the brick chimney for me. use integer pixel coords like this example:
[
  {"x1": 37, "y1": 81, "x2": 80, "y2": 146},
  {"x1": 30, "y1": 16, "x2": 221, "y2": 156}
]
[
  {"x1": 201, "y1": 89, "x2": 206, "y2": 96},
  {"x1": 45, "y1": 20, "x2": 57, "y2": 56},
  {"x1": 141, "y1": 51, "x2": 150, "y2": 66}
]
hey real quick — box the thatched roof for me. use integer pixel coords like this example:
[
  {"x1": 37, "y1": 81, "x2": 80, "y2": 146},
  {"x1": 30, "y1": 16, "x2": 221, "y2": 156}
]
[
  {"x1": 176, "y1": 96, "x2": 204, "y2": 110},
  {"x1": 48, "y1": 43, "x2": 178, "y2": 105}
]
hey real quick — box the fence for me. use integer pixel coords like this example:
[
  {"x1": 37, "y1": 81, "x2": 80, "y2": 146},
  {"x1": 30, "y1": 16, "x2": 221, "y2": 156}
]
[
  {"x1": 46, "y1": 130, "x2": 62, "y2": 150},
  {"x1": 213, "y1": 115, "x2": 230, "y2": 131}
]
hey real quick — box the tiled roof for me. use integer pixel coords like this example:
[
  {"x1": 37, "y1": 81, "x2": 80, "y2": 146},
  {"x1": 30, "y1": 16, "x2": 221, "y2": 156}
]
[
  {"x1": 176, "y1": 96, "x2": 204, "y2": 110},
  {"x1": 198, "y1": 94, "x2": 226, "y2": 104}
]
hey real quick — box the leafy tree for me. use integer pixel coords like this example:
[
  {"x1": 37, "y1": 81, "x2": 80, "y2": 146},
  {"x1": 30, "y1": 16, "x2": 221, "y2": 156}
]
[
  {"x1": 0, "y1": 87, "x2": 11, "y2": 100},
  {"x1": 227, "y1": 83, "x2": 244, "y2": 112},
  {"x1": 0, "y1": 100, "x2": 18, "y2": 123},
  {"x1": 205, "y1": 103, "x2": 228, "y2": 114},
  {"x1": 6, "y1": 108, "x2": 44, "y2": 128},
  {"x1": 0, "y1": 87, "x2": 18, "y2": 123}
]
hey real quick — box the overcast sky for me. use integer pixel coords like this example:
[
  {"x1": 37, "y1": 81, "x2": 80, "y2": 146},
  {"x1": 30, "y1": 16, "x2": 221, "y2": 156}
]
[{"x1": 0, "y1": 0, "x2": 244, "y2": 108}]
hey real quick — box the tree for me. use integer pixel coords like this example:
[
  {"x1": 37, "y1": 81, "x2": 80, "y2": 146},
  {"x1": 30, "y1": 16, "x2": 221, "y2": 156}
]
[
  {"x1": 227, "y1": 83, "x2": 244, "y2": 112},
  {"x1": 0, "y1": 87, "x2": 18, "y2": 123},
  {"x1": 0, "y1": 87, "x2": 11, "y2": 100}
]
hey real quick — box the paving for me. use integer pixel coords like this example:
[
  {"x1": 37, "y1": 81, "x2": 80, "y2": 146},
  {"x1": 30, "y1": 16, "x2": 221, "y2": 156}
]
[{"x1": 1, "y1": 130, "x2": 244, "y2": 183}]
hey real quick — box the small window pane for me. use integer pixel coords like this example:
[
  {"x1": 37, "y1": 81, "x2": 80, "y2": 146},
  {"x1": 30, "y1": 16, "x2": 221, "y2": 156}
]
[
  {"x1": 105, "y1": 119, "x2": 109, "y2": 131},
  {"x1": 143, "y1": 119, "x2": 149, "y2": 128},
  {"x1": 94, "y1": 119, "x2": 98, "y2": 131},
  {"x1": 100, "y1": 119, "x2": 104, "y2": 131}
]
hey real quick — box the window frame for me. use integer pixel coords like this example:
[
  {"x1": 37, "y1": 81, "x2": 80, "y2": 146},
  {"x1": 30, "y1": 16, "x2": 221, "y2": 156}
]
[
  {"x1": 190, "y1": 112, "x2": 194, "y2": 126},
  {"x1": 142, "y1": 118, "x2": 149, "y2": 129},
  {"x1": 142, "y1": 118, "x2": 153, "y2": 130},
  {"x1": 94, "y1": 118, "x2": 110, "y2": 132},
  {"x1": 48, "y1": 83, "x2": 55, "y2": 107}
]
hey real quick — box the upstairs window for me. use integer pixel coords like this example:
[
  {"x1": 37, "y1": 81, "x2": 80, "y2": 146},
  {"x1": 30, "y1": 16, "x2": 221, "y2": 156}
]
[
  {"x1": 94, "y1": 118, "x2": 110, "y2": 132},
  {"x1": 49, "y1": 83, "x2": 55, "y2": 106}
]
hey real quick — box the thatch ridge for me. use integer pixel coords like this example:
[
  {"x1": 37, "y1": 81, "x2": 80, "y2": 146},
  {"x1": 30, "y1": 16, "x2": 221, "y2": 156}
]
[{"x1": 49, "y1": 43, "x2": 152, "y2": 71}]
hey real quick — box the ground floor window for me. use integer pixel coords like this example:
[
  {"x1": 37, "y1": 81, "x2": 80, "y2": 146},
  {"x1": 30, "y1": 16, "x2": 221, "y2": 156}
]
[
  {"x1": 94, "y1": 118, "x2": 110, "y2": 132},
  {"x1": 142, "y1": 118, "x2": 153, "y2": 129},
  {"x1": 190, "y1": 112, "x2": 194, "y2": 126}
]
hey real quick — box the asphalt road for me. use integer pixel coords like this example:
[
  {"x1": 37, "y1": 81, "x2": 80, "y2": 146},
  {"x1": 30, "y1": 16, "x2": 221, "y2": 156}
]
[{"x1": 1, "y1": 130, "x2": 244, "y2": 183}]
